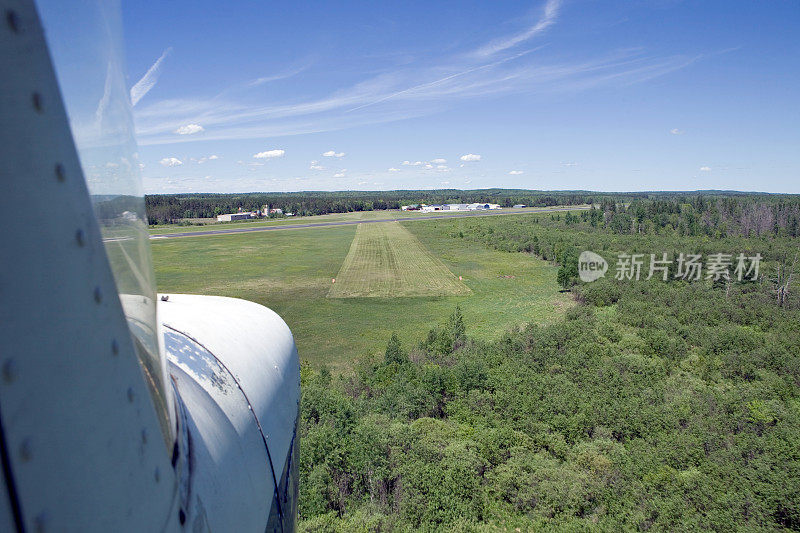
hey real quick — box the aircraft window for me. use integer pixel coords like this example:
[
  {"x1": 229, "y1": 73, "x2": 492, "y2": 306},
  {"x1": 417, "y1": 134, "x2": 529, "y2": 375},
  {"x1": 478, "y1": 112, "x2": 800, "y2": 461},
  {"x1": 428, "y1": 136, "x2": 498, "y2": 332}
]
[{"x1": 35, "y1": 0, "x2": 174, "y2": 446}]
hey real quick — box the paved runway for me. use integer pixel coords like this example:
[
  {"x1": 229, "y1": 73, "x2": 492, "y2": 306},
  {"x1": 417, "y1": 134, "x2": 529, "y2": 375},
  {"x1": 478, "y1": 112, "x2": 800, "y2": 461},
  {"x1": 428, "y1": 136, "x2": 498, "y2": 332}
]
[{"x1": 148, "y1": 205, "x2": 589, "y2": 240}]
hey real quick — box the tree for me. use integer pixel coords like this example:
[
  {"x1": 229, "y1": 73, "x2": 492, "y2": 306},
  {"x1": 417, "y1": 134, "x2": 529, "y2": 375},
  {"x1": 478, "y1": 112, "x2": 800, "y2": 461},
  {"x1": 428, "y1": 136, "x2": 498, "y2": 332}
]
[
  {"x1": 772, "y1": 252, "x2": 797, "y2": 307},
  {"x1": 448, "y1": 305, "x2": 465, "y2": 342},
  {"x1": 557, "y1": 249, "x2": 579, "y2": 289},
  {"x1": 385, "y1": 333, "x2": 406, "y2": 365}
]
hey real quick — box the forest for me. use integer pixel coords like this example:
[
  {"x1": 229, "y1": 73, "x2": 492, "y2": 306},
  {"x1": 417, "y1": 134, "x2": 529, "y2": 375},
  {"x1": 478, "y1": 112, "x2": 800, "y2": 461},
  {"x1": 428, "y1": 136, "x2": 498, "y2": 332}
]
[
  {"x1": 297, "y1": 196, "x2": 800, "y2": 531},
  {"x1": 147, "y1": 189, "x2": 609, "y2": 224},
  {"x1": 145, "y1": 189, "x2": 800, "y2": 227}
]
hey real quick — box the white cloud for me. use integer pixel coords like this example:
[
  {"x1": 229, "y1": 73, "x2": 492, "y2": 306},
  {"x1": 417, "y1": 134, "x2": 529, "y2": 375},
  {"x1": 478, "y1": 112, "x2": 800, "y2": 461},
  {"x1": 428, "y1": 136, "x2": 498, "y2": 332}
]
[
  {"x1": 509, "y1": 170, "x2": 524, "y2": 175},
  {"x1": 131, "y1": 4, "x2": 699, "y2": 148},
  {"x1": 323, "y1": 150, "x2": 345, "y2": 158},
  {"x1": 130, "y1": 47, "x2": 172, "y2": 106},
  {"x1": 473, "y1": 0, "x2": 561, "y2": 58},
  {"x1": 333, "y1": 172, "x2": 346, "y2": 178},
  {"x1": 388, "y1": 167, "x2": 400, "y2": 172},
  {"x1": 425, "y1": 163, "x2": 434, "y2": 169},
  {"x1": 563, "y1": 162, "x2": 578, "y2": 167},
  {"x1": 253, "y1": 149, "x2": 285, "y2": 159},
  {"x1": 402, "y1": 160, "x2": 424, "y2": 166},
  {"x1": 174, "y1": 123, "x2": 204, "y2": 135},
  {"x1": 430, "y1": 158, "x2": 447, "y2": 164},
  {"x1": 700, "y1": 166, "x2": 711, "y2": 172},
  {"x1": 309, "y1": 160, "x2": 325, "y2": 171},
  {"x1": 460, "y1": 153, "x2": 481, "y2": 162},
  {"x1": 159, "y1": 157, "x2": 183, "y2": 167},
  {"x1": 195, "y1": 154, "x2": 219, "y2": 164},
  {"x1": 670, "y1": 128, "x2": 684, "y2": 135},
  {"x1": 246, "y1": 65, "x2": 309, "y2": 87}
]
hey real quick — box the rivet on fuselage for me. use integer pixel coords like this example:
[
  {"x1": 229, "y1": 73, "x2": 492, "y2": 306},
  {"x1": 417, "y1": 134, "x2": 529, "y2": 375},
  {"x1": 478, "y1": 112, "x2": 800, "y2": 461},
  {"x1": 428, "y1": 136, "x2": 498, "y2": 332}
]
[
  {"x1": 32, "y1": 92, "x2": 43, "y2": 112},
  {"x1": 2, "y1": 359, "x2": 17, "y2": 383},
  {"x1": 6, "y1": 10, "x2": 20, "y2": 33},
  {"x1": 19, "y1": 438, "x2": 32, "y2": 462}
]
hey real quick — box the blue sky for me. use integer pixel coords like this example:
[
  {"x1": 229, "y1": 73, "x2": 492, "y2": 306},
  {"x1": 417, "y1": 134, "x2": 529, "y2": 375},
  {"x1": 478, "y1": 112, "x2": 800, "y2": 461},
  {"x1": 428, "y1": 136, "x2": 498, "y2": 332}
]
[{"x1": 121, "y1": 0, "x2": 800, "y2": 194}]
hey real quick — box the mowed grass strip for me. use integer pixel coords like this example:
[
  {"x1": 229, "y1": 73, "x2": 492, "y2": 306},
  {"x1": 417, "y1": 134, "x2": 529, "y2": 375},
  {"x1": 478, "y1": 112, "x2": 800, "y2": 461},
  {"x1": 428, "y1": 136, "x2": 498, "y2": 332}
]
[
  {"x1": 328, "y1": 222, "x2": 471, "y2": 298},
  {"x1": 151, "y1": 220, "x2": 569, "y2": 370}
]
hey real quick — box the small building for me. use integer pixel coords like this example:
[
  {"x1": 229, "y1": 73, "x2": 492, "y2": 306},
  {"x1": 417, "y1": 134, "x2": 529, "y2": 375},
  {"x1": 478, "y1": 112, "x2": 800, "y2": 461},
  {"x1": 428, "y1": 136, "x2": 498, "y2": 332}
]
[
  {"x1": 217, "y1": 212, "x2": 256, "y2": 222},
  {"x1": 513, "y1": 204, "x2": 527, "y2": 209},
  {"x1": 443, "y1": 204, "x2": 469, "y2": 211}
]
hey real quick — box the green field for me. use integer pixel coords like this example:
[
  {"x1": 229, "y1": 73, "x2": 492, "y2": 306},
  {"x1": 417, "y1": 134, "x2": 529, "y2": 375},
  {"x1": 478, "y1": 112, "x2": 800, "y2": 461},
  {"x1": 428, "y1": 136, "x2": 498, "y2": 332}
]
[
  {"x1": 151, "y1": 217, "x2": 571, "y2": 369},
  {"x1": 147, "y1": 206, "x2": 586, "y2": 235},
  {"x1": 148, "y1": 209, "x2": 403, "y2": 234},
  {"x1": 328, "y1": 222, "x2": 470, "y2": 298}
]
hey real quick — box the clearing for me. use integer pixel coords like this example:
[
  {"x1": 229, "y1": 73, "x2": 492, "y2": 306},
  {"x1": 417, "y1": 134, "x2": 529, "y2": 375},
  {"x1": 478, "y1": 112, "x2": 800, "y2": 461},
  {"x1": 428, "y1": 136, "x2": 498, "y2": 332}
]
[{"x1": 150, "y1": 216, "x2": 572, "y2": 369}]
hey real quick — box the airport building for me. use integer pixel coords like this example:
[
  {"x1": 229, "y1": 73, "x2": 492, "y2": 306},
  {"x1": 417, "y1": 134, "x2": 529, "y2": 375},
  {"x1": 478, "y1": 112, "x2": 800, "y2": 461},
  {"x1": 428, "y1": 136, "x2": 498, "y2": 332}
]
[
  {"x1": 217, "y1": 212, "x2": 256, "y2": 222},
  {"x1": 417, "y1": 203, "x2": 502, "y2": 213}
]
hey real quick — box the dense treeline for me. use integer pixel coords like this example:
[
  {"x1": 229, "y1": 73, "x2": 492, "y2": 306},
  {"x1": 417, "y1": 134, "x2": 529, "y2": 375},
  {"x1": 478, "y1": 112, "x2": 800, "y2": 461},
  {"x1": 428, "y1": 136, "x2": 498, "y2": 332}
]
[
  {"x1": 146, "y1": 189, "x2": 611, "y2": 224},
  {"x1": 145, "y1": 190, "x2": 800, "y2": 227},
  {"x1": 592, "y1": 196, "x2": 800, "y2": 238},
  {"x1": 298, "y1": 207, "x2": 800, "y2": 531},
  {"x1": 300, "y1": 283, "x2": 800, "y2": 530},
  {"x1": 447, "y1": 198, "x2": 800, "y2": 304}
]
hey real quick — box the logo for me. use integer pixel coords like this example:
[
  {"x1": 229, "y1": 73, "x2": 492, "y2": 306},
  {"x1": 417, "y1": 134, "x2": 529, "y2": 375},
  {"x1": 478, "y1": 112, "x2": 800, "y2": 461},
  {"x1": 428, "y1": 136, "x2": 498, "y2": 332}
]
[{"x1": 578, "y1": 251, "x2": 608, "y2": 282}]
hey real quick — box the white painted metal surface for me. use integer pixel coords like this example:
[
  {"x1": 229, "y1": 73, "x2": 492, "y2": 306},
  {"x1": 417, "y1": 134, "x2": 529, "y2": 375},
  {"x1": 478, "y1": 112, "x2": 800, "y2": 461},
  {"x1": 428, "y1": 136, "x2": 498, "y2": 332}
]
[
  {"x1": 0, "y1": 0, "x2": 179, "y2": 529},
  {"x1": 158, "y1": 294, "x2": 301, "y2": 516},
  {"x1": 0, "y1": 1, "x2": 301, "y2": 530},
  {"x1": 164, "y1": 326, "x2": 274, "y2": 531}
]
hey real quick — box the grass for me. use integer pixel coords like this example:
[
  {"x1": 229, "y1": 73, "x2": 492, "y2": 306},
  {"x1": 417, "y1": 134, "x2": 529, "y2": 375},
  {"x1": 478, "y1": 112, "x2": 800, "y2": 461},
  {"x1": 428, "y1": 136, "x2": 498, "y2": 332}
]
[
  {"x1": 150, "y1": 218, "x2": 572, "y2": 370},
  {"x1": 328, "y1": 222, "x2": 470, "y2": 298},
  {"x1": 147, "y1": 206, "x2": 586, "y2": 235},
  {"x1": 148, "y1": 210, "x2": 404, "y2": 234}
]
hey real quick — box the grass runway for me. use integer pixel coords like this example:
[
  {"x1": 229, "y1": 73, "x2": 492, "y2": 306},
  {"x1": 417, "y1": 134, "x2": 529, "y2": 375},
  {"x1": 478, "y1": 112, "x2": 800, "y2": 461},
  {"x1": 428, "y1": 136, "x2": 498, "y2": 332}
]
[
  {"x1": 328, "y1": 222, "x2": 470, "y2": 298},
  {"x1": 151, "y1": 216, "x2": 571, "y2": 369}
]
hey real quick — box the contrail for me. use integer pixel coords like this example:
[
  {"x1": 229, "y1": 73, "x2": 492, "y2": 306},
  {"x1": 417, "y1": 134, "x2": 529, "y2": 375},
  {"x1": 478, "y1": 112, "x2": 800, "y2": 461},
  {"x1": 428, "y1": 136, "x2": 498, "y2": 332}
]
[
  {"x1": 346, "y1": 49, "x2": 536, "y2": 113},
  {"x1": 130, "y1": 47, "x2": 172, "y2": 106},
  {"x1": 473, "y1": 0, "x2": 561, "y2": 58}
]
